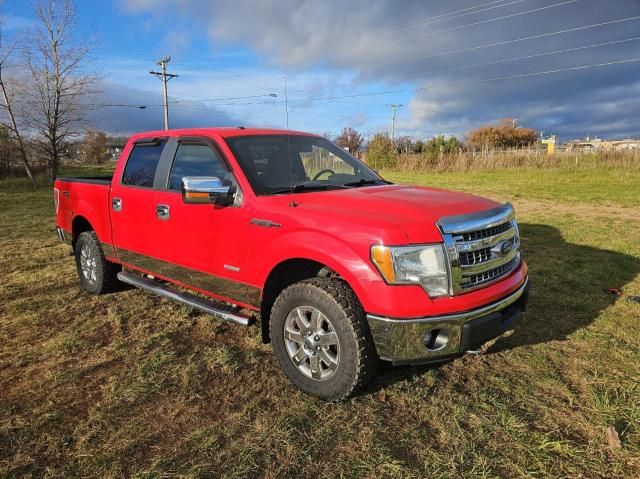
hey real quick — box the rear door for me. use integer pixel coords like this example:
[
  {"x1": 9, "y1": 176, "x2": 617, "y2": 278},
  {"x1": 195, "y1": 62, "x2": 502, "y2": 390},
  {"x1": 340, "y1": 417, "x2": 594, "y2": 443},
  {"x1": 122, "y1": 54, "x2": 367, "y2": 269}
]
[{"x1": 110, "y1": 137, "x2": 172, "y2": 268}]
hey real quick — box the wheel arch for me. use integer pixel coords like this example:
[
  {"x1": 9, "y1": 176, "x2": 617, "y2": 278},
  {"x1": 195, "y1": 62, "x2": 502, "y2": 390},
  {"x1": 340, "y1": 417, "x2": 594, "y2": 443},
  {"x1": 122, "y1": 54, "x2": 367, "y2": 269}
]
[
  {"x1": 256, "y1": 232, "x2": 381, "y2": 343},
  {"x1": 260, "y1": 257, "x2": 334, "y2": 343},
  {"x1": 71, "y1": 215, "x2": 94, "y2": 249}
]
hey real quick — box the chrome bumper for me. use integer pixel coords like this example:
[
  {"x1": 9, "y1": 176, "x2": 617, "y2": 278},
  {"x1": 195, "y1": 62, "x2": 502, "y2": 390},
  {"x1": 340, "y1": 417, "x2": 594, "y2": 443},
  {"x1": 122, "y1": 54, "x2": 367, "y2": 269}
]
[{"x1": 367, "y1": 278, "x2": 530, "y2": 364}]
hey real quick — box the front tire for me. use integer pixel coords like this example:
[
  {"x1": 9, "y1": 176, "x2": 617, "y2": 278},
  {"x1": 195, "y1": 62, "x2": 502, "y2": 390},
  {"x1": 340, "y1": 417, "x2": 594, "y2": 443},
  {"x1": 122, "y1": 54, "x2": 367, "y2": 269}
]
[
  {"x1": 270, "y1": 277, "x2": 378, "y2": 401},
  {"x1": 74, "y1": 231, "x2": 120, "y2": 295}
]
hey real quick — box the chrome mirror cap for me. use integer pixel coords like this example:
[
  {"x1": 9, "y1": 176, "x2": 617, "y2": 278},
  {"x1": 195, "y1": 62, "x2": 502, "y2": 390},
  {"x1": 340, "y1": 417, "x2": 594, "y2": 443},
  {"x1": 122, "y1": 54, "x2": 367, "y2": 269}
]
[{"x1": 181, "y1": 176, "x2": 233, "y2": 205}]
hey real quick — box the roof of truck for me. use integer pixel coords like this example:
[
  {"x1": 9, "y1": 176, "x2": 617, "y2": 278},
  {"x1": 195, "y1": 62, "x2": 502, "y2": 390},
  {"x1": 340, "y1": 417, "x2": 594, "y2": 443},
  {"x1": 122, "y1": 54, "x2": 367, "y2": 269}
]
[{"x1": 128, "y1": 127, "x2": 321, "y2": 141}]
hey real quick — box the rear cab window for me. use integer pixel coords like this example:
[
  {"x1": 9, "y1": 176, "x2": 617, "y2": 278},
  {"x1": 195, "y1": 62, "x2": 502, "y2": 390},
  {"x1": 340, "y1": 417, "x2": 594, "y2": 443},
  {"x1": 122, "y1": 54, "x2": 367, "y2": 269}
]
[{"x1": 122, "y1": 139, "x2": 167, "y2": 187}]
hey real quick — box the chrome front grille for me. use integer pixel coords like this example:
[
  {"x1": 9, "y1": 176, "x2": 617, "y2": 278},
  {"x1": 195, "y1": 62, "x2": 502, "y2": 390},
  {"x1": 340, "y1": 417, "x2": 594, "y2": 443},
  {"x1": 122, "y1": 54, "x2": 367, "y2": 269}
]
[
  {"x1": 461, "y1": 221, "x2": 512, "y2": 242},
  {"x1": 438, "y1": 203, "x2": 521, "y2": 294},
  {"x1": 458, "y1": 247, "x2": 491, "y2": 266},
  {"x1": 462, "y1": 254, "x2": 521, "y2": 289}
]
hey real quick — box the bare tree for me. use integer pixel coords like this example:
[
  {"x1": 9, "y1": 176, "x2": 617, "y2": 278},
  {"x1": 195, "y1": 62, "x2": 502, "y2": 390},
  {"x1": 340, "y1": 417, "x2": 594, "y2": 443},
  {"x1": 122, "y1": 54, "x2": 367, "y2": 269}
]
[
  {"x1": 25, "y1": 0, "x2": 94, "y2": 183},
  {"x1": 0, "y1": 2, "x2": 35, "y2": 184}
]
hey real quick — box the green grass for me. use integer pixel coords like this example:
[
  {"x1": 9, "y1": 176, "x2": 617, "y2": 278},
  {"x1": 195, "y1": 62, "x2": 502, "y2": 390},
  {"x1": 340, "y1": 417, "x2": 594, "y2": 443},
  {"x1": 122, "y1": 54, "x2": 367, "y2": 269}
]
[
  {"x1": 385, "y1": 167, "x2": 640, "y2": 207},
  {"x1": 1, "y1": 166, "x2": 639, "y2": 478}
]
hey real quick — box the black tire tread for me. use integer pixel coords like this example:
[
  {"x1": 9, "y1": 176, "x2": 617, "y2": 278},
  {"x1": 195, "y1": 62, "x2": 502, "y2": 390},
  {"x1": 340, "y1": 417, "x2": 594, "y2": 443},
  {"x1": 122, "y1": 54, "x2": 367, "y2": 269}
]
[
  {"x1": 75, "y1": 231, "x2": 120, "y2": 294},
  {"x1": 270, "y1": 277, "x2": 378, "y2": 401}
]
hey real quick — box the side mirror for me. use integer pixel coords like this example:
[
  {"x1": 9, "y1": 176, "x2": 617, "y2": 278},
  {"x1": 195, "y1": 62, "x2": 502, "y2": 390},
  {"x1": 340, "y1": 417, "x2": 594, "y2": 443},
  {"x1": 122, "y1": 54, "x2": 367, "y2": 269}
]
[{"x1": 181, "y1": 177, "x2": 236, "y2": 206}]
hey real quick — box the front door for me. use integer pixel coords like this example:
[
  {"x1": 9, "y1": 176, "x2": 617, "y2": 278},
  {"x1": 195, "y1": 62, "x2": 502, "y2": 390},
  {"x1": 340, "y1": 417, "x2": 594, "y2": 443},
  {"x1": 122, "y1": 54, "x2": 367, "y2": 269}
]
[{"x1": 153, "y1": 137, "x2": 252, "y2": 305}]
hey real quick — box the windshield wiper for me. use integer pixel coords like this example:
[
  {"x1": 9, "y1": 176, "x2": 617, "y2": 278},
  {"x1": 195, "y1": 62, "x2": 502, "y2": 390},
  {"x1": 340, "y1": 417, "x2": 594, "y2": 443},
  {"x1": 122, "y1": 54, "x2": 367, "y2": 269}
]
[
  {"x1": 342, "y1": 178, "x2": 383, "y2": 187},
  {"x1": 270, "y1": 183, "x2": 347, "y2": 195}
]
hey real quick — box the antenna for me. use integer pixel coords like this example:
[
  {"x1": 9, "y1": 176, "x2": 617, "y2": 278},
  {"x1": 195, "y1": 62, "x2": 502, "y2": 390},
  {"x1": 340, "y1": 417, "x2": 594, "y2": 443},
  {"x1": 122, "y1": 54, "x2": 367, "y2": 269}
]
[
  {"x1": 284, "y1": 76, "x2": 290, "y2": 129},
  {"x1": 284, "y1": 76, "x2": 296, "y2": 207}
]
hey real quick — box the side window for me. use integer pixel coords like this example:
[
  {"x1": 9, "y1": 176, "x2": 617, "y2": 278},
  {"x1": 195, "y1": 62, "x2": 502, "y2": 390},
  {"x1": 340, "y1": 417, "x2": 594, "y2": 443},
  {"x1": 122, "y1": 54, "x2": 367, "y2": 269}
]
[
  {"x1": 122, "y1": 140, "x2": 166, "y2": 187},
  {"x1": 168, "y1": 142, "x2": 229, "y2": 190}
]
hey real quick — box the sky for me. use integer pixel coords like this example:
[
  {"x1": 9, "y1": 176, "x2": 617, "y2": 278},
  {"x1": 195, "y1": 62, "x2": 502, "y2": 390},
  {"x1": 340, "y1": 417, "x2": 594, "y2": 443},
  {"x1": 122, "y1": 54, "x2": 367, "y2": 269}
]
[{"x1": 3, "y1": 0, "x2": 640, "y2": 141}]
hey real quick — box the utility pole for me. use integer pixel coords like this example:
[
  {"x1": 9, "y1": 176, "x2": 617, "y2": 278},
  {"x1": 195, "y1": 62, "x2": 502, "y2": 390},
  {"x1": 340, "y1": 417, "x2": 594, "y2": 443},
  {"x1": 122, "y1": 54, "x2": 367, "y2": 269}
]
[
  {"x1": 389, "y1": 104, "x2": 403, "y2": 142},
  {"x1": 150, "y1": 57, "x2": 178, "y2": 130}
]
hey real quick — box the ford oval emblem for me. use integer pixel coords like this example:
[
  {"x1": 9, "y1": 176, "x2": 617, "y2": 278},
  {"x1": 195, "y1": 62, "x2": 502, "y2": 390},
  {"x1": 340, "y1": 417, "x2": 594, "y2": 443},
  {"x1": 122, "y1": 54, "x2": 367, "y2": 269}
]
[
  {"x1": 491, "y1": 240, "x2": 513, "y2": 257},
  {"x1": 499, "y1": 240, "x2": 513, "y2": 255}
]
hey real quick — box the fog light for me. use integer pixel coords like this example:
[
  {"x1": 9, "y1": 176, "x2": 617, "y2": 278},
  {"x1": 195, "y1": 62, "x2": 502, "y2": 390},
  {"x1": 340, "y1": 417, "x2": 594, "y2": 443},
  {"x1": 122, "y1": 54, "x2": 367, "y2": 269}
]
[{"x1": 424, "y1": 328, "x2": 449, "y2": 352}]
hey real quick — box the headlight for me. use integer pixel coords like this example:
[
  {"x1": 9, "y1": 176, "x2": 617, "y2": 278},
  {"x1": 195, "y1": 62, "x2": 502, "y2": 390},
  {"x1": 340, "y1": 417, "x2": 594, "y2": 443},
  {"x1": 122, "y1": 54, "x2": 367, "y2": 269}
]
[{"x1": 371, "y1": 244, "x2": 449, "y2": 297}]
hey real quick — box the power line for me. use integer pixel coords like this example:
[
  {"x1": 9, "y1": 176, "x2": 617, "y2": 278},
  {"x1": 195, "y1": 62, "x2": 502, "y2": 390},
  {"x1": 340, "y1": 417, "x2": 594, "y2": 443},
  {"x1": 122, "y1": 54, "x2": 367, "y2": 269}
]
[
  {"x1": 384, "y1": 36, "x2": 640, "y2": 83},
  {"x1": 100, "y1": 1, "x2": 528, "y2": 61},
  {"x1": 170, "y1": 93, "x2": 278, "y2": 104},
  {"x1": 84, "y1": 93, "x2": 278, "y2": 109},
  {"x1": 83, "y1": 53, "x2": 640, "y2": 116},
  {"x1": 364, "y1": 0, "x2": 581, "y2": 50},
  {"x1": 247, "y1": 13, "x2": 627, "y2": 101},
  {"x1": 325, "y1": 0, "x2": 527, "y2": 46},
  {"x1": 96, "y1": 56, "x2": 640, "y2": 112},
  {"x1": 360, "y1": 15, "x2": 640, "y2": 70},
  {"x1": 208, "y1": 56, "x2": 640, "y2": 107}
]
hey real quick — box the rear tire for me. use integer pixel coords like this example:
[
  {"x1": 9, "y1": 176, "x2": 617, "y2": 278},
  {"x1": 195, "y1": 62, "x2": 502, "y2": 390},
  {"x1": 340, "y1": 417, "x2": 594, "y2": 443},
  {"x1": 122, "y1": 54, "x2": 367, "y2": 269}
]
[
  {"x1": 270, "y1": 277, "x2": 378, "y2": 401},
  {"x1": 74, "y1": 231, "x2": 120, "y2": 295}
]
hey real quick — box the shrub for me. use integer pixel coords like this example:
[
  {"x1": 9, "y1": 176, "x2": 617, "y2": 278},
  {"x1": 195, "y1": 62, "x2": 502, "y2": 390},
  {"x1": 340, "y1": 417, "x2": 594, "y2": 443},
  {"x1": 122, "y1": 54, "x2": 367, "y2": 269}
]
[{"x1": 366, "y1": 133, "x2": 397, "y2": 169}]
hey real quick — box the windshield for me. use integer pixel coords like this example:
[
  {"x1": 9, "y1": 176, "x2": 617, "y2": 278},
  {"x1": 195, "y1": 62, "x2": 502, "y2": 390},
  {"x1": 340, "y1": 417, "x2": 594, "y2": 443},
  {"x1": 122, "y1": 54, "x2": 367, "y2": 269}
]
[{"x1": 225, "y1": 134, "x2": 386, "y2": 195}]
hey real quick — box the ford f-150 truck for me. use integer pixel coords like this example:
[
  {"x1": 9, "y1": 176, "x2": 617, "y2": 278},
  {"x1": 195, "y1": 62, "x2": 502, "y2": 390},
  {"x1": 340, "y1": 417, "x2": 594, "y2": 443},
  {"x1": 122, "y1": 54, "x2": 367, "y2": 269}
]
[{"x1": 54, "y1": 127, "x2": 530, "y2": 400}]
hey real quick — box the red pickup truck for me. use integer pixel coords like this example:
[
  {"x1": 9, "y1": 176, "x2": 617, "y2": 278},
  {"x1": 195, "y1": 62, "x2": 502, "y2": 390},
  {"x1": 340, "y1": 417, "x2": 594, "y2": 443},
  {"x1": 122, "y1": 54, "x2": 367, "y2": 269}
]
[{"x1": 54, "y1": 127, "x2": 530, "y2": 400}]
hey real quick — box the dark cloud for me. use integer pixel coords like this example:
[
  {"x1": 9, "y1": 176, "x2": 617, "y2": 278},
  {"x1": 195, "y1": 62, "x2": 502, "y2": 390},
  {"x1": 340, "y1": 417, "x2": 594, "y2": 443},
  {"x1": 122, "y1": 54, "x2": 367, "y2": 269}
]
[
  {"x1": 121, "y1": 0, "x2": 640, "y2": 139},
  {"x1": 85, "y1": 83, "x2": 239, "y2": 134}
]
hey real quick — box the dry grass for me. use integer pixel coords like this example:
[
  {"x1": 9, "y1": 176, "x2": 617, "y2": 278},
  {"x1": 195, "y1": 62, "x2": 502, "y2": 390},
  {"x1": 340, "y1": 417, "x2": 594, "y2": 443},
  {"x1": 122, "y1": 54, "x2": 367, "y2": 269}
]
[
  {"x1": 388, "y1": 149, "x2": 640, "y2": 172},
  {"x1": 1, "y1": 166, "x2": 639, "y2": 478}
]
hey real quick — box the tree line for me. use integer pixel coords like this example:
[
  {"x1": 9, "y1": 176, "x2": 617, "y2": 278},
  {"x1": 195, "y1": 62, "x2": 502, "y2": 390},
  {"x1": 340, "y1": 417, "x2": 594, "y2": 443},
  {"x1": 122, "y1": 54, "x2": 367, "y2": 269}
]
[{"x1": 334, "y1": 119, "x2": 538, "y2": 169}]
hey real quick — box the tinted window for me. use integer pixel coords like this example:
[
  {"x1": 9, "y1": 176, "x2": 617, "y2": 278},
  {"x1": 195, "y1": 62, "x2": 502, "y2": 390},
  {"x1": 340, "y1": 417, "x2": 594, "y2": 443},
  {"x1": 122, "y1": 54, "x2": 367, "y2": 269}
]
[
  {"x1": 225, "y1": 135, "x2": 381, "y2": 195},
  {"x1": 122, "y1": 140, "x2": 166, "y2": 187},
  {"x1": 168, "y1": 143, "x2": 229, "y2": 190}
]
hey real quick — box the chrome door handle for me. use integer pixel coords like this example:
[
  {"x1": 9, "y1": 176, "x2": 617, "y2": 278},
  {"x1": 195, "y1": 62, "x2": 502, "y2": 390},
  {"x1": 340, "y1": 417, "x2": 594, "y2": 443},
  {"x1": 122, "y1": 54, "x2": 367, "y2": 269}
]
[
  {"x1": 112, "y1": 198, "x2": 122, "y2": 212},
  {"x1": 156, "y1": 204, "x2": 170, "y2": 220}
]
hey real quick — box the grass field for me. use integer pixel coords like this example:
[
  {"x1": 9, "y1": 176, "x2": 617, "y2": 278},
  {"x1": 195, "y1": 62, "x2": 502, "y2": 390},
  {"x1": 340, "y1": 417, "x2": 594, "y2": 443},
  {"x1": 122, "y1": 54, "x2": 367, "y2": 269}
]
[{"x1": 1, "y1": 166, "x2": 639, "y2": 478}]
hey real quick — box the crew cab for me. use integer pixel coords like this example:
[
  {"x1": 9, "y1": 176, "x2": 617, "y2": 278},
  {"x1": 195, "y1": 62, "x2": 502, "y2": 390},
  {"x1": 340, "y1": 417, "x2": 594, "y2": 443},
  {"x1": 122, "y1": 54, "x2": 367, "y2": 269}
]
[{"x1": 54, "y1": 127, "x2": 530, "y2": 400}]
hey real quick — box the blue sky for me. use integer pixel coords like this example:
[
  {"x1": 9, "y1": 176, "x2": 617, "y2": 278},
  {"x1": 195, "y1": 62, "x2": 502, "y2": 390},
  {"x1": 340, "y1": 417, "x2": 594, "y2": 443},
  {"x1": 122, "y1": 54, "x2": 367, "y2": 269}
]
[{"x1": 3, "y1": 0, "x2": 640, "y2": 141}]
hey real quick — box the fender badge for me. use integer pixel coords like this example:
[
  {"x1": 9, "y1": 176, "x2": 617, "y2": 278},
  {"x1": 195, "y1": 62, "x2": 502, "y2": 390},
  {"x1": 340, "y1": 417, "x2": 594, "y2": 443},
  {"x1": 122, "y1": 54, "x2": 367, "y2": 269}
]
[{"x1": 250, "y1": 218, "x2": 281, "y2": 228}]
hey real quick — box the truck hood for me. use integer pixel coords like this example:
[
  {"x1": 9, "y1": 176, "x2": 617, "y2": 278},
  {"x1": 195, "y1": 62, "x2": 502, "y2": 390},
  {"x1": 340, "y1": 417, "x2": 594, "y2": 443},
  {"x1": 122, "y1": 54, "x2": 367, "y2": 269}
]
[{"x1": 295, "y1": 184, "x2": 500, "y2": 243}]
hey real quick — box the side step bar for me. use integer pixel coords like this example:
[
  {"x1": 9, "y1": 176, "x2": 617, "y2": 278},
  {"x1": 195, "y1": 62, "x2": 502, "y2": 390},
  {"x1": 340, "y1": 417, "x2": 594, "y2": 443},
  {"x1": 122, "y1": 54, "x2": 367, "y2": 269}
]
[{"x1": 117, "y1": 272, "x2": 254, "y2": 326}]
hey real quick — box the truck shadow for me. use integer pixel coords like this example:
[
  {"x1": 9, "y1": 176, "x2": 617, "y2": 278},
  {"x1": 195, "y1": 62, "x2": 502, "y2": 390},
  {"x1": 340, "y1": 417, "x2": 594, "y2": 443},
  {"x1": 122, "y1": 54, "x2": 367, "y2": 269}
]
[
  {"x1": 369, "y1": 222, "x2": 639, "y2": 392},
  {"x1": 488, "y1": 222, "x2": 639, "y2": 352}
]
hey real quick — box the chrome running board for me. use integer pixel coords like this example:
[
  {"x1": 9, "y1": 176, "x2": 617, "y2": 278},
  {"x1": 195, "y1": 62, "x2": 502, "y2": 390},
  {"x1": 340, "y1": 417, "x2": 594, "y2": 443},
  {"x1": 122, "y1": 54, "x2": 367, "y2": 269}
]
[{"x1": 117, "y1": 271, "x2": 254, "y2": 326}]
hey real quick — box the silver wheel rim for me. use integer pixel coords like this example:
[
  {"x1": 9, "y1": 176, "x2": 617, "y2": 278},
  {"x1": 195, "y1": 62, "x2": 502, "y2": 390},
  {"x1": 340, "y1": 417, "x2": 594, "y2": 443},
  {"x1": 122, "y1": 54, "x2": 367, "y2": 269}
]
[
  {"x1": 80, "y1": 244, "x2": 98, "y2": 283},
  {"x1": 284, "y1": 306, "x2": 340, "y2": 381}
]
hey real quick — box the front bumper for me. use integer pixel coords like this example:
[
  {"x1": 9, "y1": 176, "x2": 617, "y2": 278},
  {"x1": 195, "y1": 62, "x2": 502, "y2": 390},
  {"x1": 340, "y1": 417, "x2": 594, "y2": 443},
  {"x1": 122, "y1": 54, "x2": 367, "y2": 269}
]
[{"x1": 367, "y1": 278, "x2": 530, "y2": 364}]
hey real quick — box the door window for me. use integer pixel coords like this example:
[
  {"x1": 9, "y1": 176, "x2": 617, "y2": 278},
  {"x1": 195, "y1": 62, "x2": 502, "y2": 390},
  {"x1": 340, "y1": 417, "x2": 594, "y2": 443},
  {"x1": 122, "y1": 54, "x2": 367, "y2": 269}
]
[
  {"x1": 121, "y1": 140, "x2": 167, "y2": 187},
  {"x1": 168, "y1": 142, "x2": 230, "y2": 190}
]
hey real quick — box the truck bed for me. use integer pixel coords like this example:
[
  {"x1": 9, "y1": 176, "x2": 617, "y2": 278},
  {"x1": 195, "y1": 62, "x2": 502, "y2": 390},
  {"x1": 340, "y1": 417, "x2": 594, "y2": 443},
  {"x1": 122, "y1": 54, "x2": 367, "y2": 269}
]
[
  {"x1": 56, "y1": 175, "x2": 112, "y2": 185},
  {"x1": 54, "y1": 175, "x2": 114, "y2": 253}
]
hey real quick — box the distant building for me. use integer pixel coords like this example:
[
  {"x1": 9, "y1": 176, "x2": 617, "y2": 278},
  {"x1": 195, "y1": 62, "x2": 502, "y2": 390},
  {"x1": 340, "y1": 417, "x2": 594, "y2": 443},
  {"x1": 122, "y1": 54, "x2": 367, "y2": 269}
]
[
  {"x1": 106, "y1": 139, "x2": 127, "y2": 158},
  {"x1": 566, "y1": 138, "x2": 640, "y2": 152}
]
